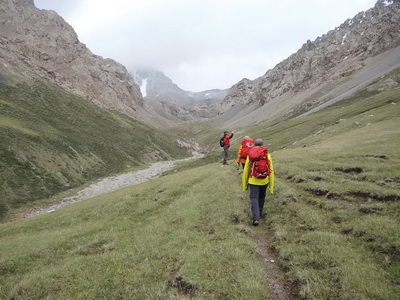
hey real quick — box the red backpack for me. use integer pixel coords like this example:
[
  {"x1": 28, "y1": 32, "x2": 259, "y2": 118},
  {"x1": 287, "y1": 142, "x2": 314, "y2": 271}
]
[
  {"x1": 248, "y1": 147, "x2": 271, "y2": 179},
  {"x1": 241, "y1": 138, "x2": 255, "y2": 159}
]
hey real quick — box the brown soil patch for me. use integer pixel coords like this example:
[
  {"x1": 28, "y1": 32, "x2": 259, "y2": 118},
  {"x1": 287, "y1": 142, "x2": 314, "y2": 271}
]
[
  {"x1": 253, "y1": 227, "x2": 297, "y2": 300},
  {"x1": 335, "y1": 167, "x2": 363, "y2": 174}
]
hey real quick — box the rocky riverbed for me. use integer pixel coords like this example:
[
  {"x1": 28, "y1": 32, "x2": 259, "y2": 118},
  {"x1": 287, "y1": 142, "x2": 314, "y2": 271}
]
[{"x1": 25, "y1": 153, "x2": 203, "y2": 218}]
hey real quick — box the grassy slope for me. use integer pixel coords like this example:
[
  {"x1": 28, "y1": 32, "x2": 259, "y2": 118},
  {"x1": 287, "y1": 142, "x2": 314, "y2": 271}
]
[
  {"x1": 0, "y1": 85, "x2": 399, "y2": 298},
  {"x1": 266, "y1": 88, "x2": 400, "y2": 298},
  {"x1": 0, "y1": 80, "x2": 189, "y2": 218},
  {"x1": 175, "y1": 86, "x2": 400, "y2": 298},
  {"x1": 0, "y1": 163, "x2": 269, "y2": 299}
]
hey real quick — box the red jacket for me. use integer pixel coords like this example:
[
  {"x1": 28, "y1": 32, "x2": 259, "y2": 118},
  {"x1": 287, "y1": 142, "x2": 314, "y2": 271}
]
[
  {"x1": 223, "y1": 133, "x2": 234, "y2": 147},
  {"x1": 237, "y1": 137, "x2": 255, "y2": 164}
]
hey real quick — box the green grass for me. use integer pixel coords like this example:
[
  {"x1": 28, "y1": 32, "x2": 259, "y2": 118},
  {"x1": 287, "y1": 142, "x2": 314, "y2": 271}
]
[
  {"x1": 0, "y1": 78, "x2": 399, "y2": 298},
  {"x1": 171, "y1": 85, "x2": 400, "y2": 298},
  {"x1": 0, "y1": 80, "x2": 190, "y2": 218},
  {"x1": 0, "y1": 163, "x2": 270, "y2": 299},
  {"x1": 261, "y1": 87, "x2": 400, "y2": 299}
]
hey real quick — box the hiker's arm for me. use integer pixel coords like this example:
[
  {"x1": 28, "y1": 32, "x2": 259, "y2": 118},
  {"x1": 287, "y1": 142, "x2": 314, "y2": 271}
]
[
  {"x1": 268, "y1": 154, "x2": 274, "y2": 194},
  {"x1": 236, "y1": 146, "x2": 242, "y2": 163},
  {"x1": 242, "y1": 157, "x2": 250, "y2": 191}
]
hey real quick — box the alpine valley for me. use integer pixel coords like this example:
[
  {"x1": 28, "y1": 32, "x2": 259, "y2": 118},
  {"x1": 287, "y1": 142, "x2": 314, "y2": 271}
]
[{"x1": 0, "y1": 0, "x2": 399, "y2": 299}]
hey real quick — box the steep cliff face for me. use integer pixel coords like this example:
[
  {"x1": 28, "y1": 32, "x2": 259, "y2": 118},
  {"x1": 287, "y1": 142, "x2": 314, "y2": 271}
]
[
  {"x1": 0, "y1": 0, "x2": 143, "y2": 116},
  {"x1": 221, "y1": 0, "x2": 400, "y2": 116}
]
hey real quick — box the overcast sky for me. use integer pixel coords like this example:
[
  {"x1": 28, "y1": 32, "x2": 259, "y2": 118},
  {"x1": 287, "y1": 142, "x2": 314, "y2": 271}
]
[{"x1": 34, "y1": 0, "x2": 377, "y2": 92}]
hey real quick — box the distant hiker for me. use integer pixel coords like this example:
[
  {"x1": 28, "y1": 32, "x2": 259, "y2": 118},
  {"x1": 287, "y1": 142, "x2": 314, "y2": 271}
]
[
  {"x1": 221, "y1": 130, "x2": 234, "y2": 165},
  {"x1": 242, "y1": 138, "x2": 274, "y2": 226},
  {"x1": 236, "y1": 136, "x2": 255, "y2": 169}
]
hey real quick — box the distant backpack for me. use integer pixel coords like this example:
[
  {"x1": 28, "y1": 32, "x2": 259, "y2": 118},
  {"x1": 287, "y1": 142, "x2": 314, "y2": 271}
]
[
  {"x1": 248, "y1": 147, "x2": 271, "y2": 179},
  {"x1": 219, "y1": 136, "x2": 226, "y2": 147},
  {"x1": 241, "y1": 138, "x2": 255, "y2": 159}
]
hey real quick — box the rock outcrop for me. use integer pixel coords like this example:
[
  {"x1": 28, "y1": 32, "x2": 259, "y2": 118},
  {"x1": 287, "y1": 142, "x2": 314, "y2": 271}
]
[
  {"x1": 221, "y1": 0, "x2": 400, "y2": 116},
  {"x1": 0, "y1": 0, "x2": 143, "y2": 116}
]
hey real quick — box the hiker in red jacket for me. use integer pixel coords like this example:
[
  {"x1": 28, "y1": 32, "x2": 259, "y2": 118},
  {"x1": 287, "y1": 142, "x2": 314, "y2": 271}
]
[
  {"x1": 222, "y1": 130, "x2": 234, "y2": 165},
  {"x1": 236, "y1": 136, "x2": 255, "y2": 169},
  {"x1": 242, "y1": 138, "x2": 274, "y2": 226}
]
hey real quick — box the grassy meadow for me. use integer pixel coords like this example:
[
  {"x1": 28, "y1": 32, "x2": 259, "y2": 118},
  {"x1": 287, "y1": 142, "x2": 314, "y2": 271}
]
[
  {"x1": 0, "y1": 83, "x2": 399, "y2": 298},
  {"x1": 0, "y1": 162, "x2": 269, "y2": 299}
]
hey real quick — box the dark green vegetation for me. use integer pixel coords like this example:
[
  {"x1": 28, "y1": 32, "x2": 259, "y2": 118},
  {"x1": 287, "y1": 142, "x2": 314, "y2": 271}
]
[
  {"x1": 0, "y1": 76, "x2": 399, "y2": 298},
  {"x1": 0, "y1": 81, "x2": 189, "y2": 218}
]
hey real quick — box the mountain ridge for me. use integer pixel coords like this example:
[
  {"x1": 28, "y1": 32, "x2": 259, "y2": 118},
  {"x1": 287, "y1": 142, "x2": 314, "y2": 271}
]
[
  {"x1": 218, "y1": 0, "x2": 400, "y2": 126},
  {"x1": 1, "y1": 0, "x2": 399, "y2": 128}
]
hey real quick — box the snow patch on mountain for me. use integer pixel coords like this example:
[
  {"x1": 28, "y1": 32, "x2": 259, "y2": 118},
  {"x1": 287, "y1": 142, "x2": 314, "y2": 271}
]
[{"x1": 141, "y1": 78, "x2": 148, "y2": 97}]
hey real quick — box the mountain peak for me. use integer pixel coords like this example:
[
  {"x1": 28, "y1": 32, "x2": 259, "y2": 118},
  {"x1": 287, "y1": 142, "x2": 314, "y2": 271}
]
[{"x1": 133, "y1": 68, "x2": 228, "y2": 121}]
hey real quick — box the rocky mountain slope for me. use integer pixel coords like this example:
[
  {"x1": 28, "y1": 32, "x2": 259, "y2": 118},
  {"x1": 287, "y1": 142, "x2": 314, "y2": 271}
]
[
  {"x1": 218, "y1": 0, "x2": 400, "y2": 127},
  {"x1": 0, "y1": 0, "x2": 192, "y2": 216},
  {"x1": 0, "y1": 0, "x2": 144, "y2": 119},
  {"x1": 1, "y1": 0, "x2": 399, "y2": 129},
  {"x1": 134, "y1": 69, "x2": 227, "y2": 121},
  {"x1": 1, "y1": 0, "x2": 227, "y2": 128}
]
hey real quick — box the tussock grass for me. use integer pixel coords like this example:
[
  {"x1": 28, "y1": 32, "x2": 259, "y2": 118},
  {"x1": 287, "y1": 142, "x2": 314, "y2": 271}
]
[
  {"x1": 282, "y1": 231, "x2": 395, "y2": 299},
  {"x1": 263, "y1": 87, "x2": 400, "y2": 299},
  {"x1": 0, "y1": 163, "x2": 271, "y2": 299}
]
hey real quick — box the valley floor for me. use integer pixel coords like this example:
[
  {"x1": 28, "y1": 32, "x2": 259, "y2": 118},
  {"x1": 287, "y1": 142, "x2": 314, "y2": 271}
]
[
  {"x1": 11, "y1": 153, "x2": 204, "y2": 220},
  {"x1": 5, "y1": 156, "x2": 295, "y2": 299}
]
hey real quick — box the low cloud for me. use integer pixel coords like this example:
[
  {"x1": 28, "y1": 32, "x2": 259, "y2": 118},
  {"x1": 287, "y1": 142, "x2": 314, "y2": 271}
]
[{"x1": 35, "y1": 0, "x2": 377, "y2": 91}]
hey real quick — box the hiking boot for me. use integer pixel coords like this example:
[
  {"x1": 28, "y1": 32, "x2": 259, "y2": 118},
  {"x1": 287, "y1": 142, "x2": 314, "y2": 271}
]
[{"x1": 252, "y1": 220, "x2": 259, "y2": 226}]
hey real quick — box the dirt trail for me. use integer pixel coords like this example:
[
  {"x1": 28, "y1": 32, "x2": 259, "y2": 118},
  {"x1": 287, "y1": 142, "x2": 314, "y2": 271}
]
[
  {"x1": 24, "y1": 153, "x2": 203, "y2": 218},
  {"x1": 254, "y1": 228, "x2": 296, "y2": 300},
  {"x1": 239, "y1": 171, "x2": 295, "y2": 299}
]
